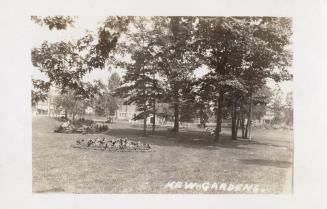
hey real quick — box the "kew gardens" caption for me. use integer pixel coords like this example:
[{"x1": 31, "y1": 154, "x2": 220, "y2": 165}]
[{"x1": 164, "y1": 181, "x2": 266, "y2": 193}]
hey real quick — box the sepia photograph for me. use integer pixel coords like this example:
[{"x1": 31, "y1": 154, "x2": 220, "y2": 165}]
[
  {"x1": 31, "y1": 16, "x2": 294, "y2": 194},
  {"x1": 2, "y1": 0, "x2": 327, "y2": 208}
]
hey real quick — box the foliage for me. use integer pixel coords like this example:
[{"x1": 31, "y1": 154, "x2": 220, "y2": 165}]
[
  {"x1": 32, "y1": 16, "x2": 293, "y2": 139},
  {"x1": 151, "y1": 16, "x2": 200, "y2": 131},
  {"x1": 269, "y1": 88, "x2": 284, "y2": 125},
  {"x1": 31, "y1": 16, "x2": 133, "y2": 104},
  {"x1": 250, "y1": 86, "x2": 274, "y2": 120},
  {"x1": 193, "y1": 17, "x2": 292, "y2": 140},
  {"x1": 31, "y1": 79, "x2": 51, "y2": 105},
  {"x1": 94, "y1": 73, "x2": 121, "y2": 119},
  {"x1": 115, "y1": 17, "x2": 164, "y2": 126},
  {"x1": 31, "y1": 16, "x2": 77, "y2": 30},
  {"x1": 156, "y1": 103, "x2": 174, "y2": 122},
  {"x1": 283, "y1": 92, "x2": 293, "y2": 126},
  {"x1": 53, "y1": 86, "x2": 96, "y2": 120}
]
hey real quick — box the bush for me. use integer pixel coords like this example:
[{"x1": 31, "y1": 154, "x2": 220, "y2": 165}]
[
  {"x1": 54, "y1": 117, "x2": 69, "y2": 122},
  {"x1": 54, "y1": 125, "x2": 64, "y2": 133},
  {"x1": 197, "y1": 124, "x2": 206, "y2": 128},
  {"x1": 272, "y1": 124, "x2": 281, "y2": 129},
  {"x1": 95, "y1": 124, "x2": 109, "y2": 132},
  {"x1": 72, "y1": 118, "x2": 94, "y2": 126},
  {"x1": 54, "y1": 120, "x2": 109, "y2": 134}
]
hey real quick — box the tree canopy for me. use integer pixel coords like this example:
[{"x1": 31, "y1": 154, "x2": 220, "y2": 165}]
[{"x1": 32, "y1": 16, "x2": 293, "y2": 140}]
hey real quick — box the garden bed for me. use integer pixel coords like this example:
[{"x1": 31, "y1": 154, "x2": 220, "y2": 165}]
[
  {"x1": 72, "y1": 137, "x2": 152, "y2": 152},
  {"x1": 54, "y1": 118, "x2": 109, "y2": 134}
]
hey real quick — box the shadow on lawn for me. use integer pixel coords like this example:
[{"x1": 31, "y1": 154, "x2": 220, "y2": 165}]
[
  {"x1": 239, "y1": 159, "x2": 292, "y2": 168},
  {"x1": 233, "y1": 140, "x2": 291, "y2": 149},
  {"x1": 34, "y1": 187, "x2": 65, "y2": 193},
  {"x1": 106, "y1": 128, "x2": 254, "y2": 150}
]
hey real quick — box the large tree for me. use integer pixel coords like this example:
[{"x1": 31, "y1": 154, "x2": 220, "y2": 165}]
[
  {"x1": 31, "y1": 16, "x2": 77, "y2": 30},
  {"x1": 194, "y1": 17, "x2": 247, "y2": 141},
  {"x1": 31, "y1": 16, "x2": 132, "y2": 105},
  {"x1": 115, "y1": 50, "x2": 160, "y2": 136},
  {"x1": 53, "y1": 82, "x2": 98, "y2": 120},
  {"x1": 194, "y1": 17, "x2": 292, "y2": 141},
  {"x1": 152, "y1": 16, "x2": 200, "y2": 132},
  {"x1": 94, "y1": 72, "x2": 121, "y2": 122},
  {"x1": 114, "y1": 17, "x2": 163, "y2": 135},
  {"x1": 235, "y1": 17, "x2": 292, "y2": 139}
]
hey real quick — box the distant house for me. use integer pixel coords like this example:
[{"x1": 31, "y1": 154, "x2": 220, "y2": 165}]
[
  {"x1": 115, "y1": 104, "x2": 138, "y2": 121},
  {"x1": 33, "y1": 93, "x2": 166, "y2": 125},
  {"x1": 114, "y1": 103, "x2": 166, "y2": 125},
  {"x1": 33, "y1": 99, "x2": 56, "y2": 116},
  {"x1": 262, "y1": 110, "x2": 275, "y2": 124}
]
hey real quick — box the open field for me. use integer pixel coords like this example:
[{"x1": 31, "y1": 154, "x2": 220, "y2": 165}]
[{"x1": 33, "y1": 116, "x2": 293, "y2": 194}]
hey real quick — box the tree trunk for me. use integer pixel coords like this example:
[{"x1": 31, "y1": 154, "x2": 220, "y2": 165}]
[
  {"x1": 143, "y1": 103, "x2": 147, "y2": 136},
  {"x1": 199, "y1": 105, "x2": 206, "y2": 128},
  {"x1": 245, "y1": 111, "x2": 251, "y2": 139},
  {"x1": 236, "y1": 113, "x2": 240, "y2": 139},
  {"x1": 143, "y1": 115, "x2": 147, "y2": 136},
  {"x1": 244, "y1": 116, "x2": 250, "y2": 139},
  {"x1": 214, "y1": 90, "x2": 224, "y2": 142},
  {"x1": 152, "y1": 98, "x2": 156, "y2": 132},
  {"x1": 64, "y1": 109, "x2": 68, "y2": 119},
  {"x1": 93, "y1": 100, "x2": 96, "y2": 117},
  {"x1": 231, "y1": 96, "x2": 237, "y2": 140},
  {"x1": 173, "y1": 101, "x2": 179, "y2": 132},
  {"x1": 241, "y1": 110, "x2": 246, "y2": 138},
  {"x1": 199, "y1": 106, "x2": 203, "y2": 128},
  {"x1": 248, "y1": 95, "x2": 253, "y2": 140}
]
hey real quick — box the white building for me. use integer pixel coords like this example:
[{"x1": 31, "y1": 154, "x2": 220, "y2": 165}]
[
  {"x1": 115, "y1": 104, "x2": 138, "y2": 120},
  {"x1": 262, "y1": 110, "x2": 275, "y2": 124},
  {"x1": 115, "y1": 103, "x2": 166, "y2": 125},
  {"x1": 33, "y1": 99, "x2": 56, "y2": 116}
]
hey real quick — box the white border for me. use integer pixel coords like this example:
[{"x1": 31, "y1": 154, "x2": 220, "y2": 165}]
[{"x1": 0, "y1": 0, "x2": 327, "y2": 208}]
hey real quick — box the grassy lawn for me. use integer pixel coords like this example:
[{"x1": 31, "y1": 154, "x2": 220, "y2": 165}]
[{"x1": 32, "y1": 116, "x2": 293, "y2": 194}]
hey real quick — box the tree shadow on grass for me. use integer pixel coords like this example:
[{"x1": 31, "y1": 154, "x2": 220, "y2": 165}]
[
  {"x1": 239, "y1": 159, "x2": 292, "y2": 168},
  {"x1": 233, "y1": 139, "x2": 292, "y2": 150},
  {"x1": 33, "y1": 187, "x2": 65, "y2": 193},
  {"x1": 105, "y1": 128, "x2": 252, "y2": 150}
]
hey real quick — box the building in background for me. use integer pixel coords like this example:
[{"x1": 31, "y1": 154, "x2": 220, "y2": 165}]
[
  {"x1": 32, "y1": 98, "x2": 56, "y2": 116},
  {"x1": 262, "y1": 110, "x2": 275, "y2": 124},
  {"x1": 115, "y1": 104, "x2": 138, "y2": 121}
]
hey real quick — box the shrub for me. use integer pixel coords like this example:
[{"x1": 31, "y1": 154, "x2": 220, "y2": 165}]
[{"x1": 72, "y1": 118, "x2": 94, "y2": 126}]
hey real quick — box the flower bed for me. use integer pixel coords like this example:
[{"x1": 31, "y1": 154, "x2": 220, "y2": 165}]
[
  {"x1": 72, "y1": 137, "x2": 151, "y2": 152},
  {"x1": 54, "y1": 120, "x2": 109, "y2": 134}
]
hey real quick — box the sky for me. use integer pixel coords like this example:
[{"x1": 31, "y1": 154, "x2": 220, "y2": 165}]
[{"x1": 31, "y1": 16, "x2": 293, "y2": 99}]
